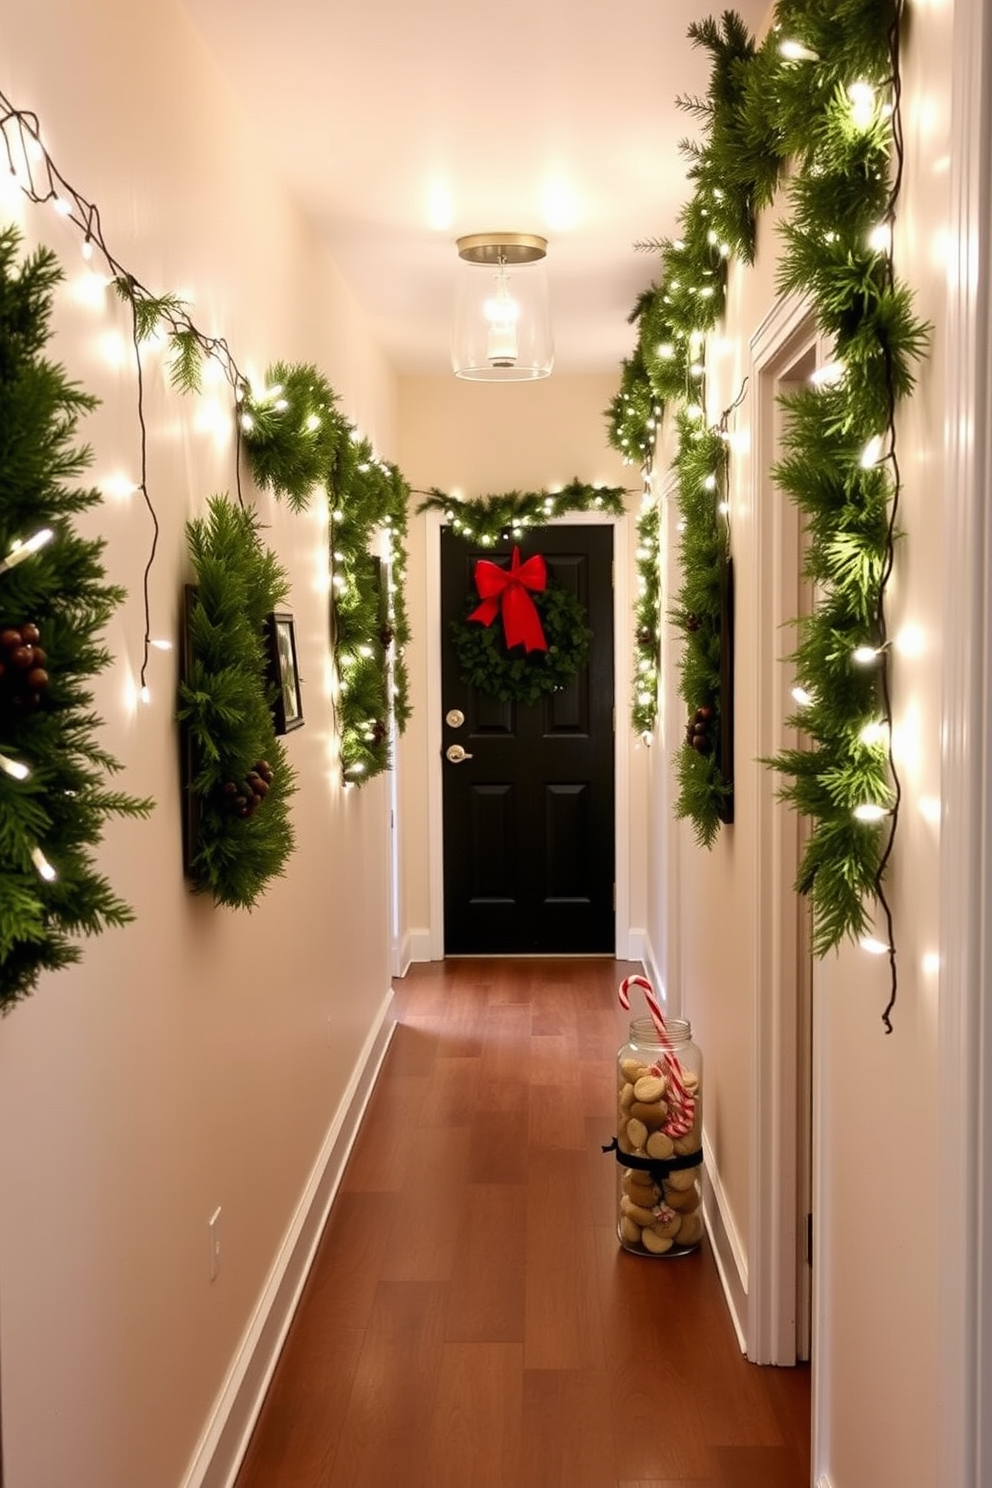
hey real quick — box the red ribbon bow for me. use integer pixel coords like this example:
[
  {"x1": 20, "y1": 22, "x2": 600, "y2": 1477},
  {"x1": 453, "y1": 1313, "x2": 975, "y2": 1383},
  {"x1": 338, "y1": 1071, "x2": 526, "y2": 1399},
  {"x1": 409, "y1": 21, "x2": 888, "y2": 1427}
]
[{"x1": 469, "y1": 546, "x2": 548, "y2": 653}]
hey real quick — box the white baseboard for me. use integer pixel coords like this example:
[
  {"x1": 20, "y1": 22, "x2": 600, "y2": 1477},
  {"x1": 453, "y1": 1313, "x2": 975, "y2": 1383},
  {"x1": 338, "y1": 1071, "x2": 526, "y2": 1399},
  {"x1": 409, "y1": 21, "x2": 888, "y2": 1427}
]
[
  {"x1": 179, "y1": 985, "x2": 397, "y2": 1488},
  {"x1": 701, "y1": 1129, "x2": 749, "y2": 1355},
  {"x1": 815, "y1": 1477, "x2": 834, "y2": 1488},
  {"x1": 621, "y1": 926, "x2": 646, "y2": 964},
  {"x1": 392, "y1": 932, "x2": 412, "y2": 979},
  {"x1": 407, "y1": 928, "x2": 436, "y2": 963}
]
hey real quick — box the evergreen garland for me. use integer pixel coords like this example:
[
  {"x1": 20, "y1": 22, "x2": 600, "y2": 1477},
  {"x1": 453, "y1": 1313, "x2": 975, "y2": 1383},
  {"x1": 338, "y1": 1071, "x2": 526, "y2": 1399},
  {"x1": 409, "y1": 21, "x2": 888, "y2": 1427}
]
[
  {"x1": 177, "y1": 496, "x2": 297, "y2": 907},
  {"x1": 631, "y1": 493, "x2": 661, "y2": 740},
  {"x1": 241, "y1": 365, "x2": 412, "y2": 785},
  {"x1": 0, "y1": 227, "x2": 153, "y2": 1011},
  {"x1": 671, "y1": 416, "x2": 733, "y2": 846},
  {"x1": 608, "y1": 0, "x2": 928, "y2": 1019},
  {"x1": 450, "y1": 581, "x2": 592, "y2": 707},
  {"x1": 417, "y1": 480, "x2": 627, "y2": 541}
]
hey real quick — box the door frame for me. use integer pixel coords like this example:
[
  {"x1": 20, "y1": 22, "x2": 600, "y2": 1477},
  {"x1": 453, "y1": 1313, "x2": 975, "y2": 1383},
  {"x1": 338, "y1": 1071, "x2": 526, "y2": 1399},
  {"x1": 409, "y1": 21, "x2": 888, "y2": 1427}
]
[
  {"x1": 747, "y1": 291, "x2": 822, "y2": 1381},
  {"x1": 941, "y1": 1, "x2": 992, "y2": 1482},
  {"x1": 424, "y1": 506, "x2": 632, "y2": 960}
]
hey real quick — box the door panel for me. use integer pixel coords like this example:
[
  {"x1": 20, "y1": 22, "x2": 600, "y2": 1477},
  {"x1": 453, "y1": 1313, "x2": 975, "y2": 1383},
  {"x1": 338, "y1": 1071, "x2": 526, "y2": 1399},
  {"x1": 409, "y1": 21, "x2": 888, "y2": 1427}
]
[{"x1": 441, "y1": 523, "x2": 614, "y2": 954}]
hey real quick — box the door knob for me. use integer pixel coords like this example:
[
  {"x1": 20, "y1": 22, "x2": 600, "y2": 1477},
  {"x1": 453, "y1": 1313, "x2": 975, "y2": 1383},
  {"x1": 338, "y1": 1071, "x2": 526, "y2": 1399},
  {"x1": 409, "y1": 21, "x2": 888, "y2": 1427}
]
[{"x1": 446, "y1": 744, "x2": 474, "y2": 763}]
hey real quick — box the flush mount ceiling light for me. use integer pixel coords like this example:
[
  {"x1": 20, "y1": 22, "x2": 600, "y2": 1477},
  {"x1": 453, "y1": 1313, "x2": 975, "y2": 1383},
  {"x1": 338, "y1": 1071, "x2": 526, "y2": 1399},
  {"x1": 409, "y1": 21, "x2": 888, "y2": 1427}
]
[{"x1": 451, "y1": 232, "x2": 553, "y2": 382}]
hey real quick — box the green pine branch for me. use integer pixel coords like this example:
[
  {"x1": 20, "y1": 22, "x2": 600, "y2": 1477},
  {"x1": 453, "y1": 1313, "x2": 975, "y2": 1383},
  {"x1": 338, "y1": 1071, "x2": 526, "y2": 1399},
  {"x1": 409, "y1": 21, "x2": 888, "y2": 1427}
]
[
  {"x1": 0, "y1": 227, "x2": 154, "y2": 1012},
  {"x1": 177, "y1": 496, "x2": 297, "y2": 908}
]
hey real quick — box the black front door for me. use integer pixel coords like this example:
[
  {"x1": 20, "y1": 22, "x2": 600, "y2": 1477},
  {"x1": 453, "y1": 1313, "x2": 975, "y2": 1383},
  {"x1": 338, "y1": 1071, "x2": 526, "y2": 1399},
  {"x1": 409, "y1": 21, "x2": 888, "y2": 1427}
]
[{"x1": 440, "y1": 523, "x2": 615, "y2": 953}]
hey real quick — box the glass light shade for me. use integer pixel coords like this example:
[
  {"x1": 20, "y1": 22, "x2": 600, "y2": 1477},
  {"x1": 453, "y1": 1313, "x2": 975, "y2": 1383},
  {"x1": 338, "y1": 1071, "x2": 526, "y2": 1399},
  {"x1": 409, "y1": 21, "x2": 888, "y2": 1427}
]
[{"x1": 451, "y1": 234, "x2": 553, "y2": 381}]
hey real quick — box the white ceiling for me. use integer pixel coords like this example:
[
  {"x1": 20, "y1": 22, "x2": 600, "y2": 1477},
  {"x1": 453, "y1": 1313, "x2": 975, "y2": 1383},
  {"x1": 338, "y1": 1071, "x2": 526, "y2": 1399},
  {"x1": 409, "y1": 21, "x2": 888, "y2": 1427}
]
[{"x1": 181, "y1": 0, "x2": 771, "y2": 377}]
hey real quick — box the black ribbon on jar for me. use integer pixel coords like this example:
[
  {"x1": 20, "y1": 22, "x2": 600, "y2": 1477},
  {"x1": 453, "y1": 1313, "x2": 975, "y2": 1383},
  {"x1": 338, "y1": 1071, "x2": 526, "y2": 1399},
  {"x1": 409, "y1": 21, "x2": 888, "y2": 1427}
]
[{"x1": 601, "y1": 1136, "x2": 703, "y2": 1186}]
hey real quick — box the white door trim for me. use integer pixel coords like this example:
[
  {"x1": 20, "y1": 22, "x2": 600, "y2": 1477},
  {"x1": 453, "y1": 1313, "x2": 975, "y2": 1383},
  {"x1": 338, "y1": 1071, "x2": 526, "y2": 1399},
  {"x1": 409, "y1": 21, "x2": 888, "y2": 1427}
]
[
  {"x1": 747, "y1": 290, "x2": 819, "y2": 1369},
  {"x1": 940, "y1": 1, "x2": 992, "y2": 1482},
  {"x1": 424, "y1": 506, "x2": 632, "y2": 959}
]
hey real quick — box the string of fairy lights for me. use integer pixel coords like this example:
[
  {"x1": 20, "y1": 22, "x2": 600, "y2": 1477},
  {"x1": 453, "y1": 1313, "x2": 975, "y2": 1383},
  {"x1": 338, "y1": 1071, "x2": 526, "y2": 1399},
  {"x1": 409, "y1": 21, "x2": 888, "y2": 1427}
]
[
  {"x1": 0, "y1": 84, "x2": 410, "y2": 799},
  {"x1": 607, "y1": 0, "x2": 925, "y2": 1027}
]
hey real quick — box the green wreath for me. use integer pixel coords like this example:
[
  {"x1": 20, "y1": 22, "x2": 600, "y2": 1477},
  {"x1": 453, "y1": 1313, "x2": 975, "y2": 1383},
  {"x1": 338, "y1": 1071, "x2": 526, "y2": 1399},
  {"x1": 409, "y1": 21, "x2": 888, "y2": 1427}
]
[{"x1": 450, "y1": 582, "x2": 592, "y2": 706}]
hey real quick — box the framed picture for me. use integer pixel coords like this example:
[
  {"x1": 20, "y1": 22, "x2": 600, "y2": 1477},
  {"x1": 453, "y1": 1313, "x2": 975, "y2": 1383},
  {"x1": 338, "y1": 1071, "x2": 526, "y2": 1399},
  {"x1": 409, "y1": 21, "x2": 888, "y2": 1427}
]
[{"x1": 266, "y1": 611, "x2": 304, "y2": 733}]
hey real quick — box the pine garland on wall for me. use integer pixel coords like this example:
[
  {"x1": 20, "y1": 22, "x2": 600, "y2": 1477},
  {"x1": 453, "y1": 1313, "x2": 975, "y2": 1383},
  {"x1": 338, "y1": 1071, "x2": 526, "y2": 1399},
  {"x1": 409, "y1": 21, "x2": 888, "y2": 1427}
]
[
  {"x1": 2, "y1": 90, "x2": 416, "y2": 800},
  {"x1": 241, "y1": 365, "x2": 412, "y2": 784},
  {"x1": 0, "y1": 227, "x2": 153, "y2": 1011},
  {"x1": 177, "y1": 496, "x2": 297, "y2": 908},
  {"x1": 608, "y1": 0, "x2": 927, "y2": 1021},
  {"x1": 416, "y1": 480, "x2": 627, "y2": 541}
]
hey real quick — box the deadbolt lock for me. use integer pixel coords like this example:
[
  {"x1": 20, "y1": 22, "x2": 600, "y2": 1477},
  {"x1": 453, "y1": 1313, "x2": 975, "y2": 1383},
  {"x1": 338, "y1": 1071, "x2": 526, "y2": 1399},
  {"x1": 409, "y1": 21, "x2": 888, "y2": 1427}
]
[{"x1": 445, "y1": 709, "x2": 465, "y2": 728}]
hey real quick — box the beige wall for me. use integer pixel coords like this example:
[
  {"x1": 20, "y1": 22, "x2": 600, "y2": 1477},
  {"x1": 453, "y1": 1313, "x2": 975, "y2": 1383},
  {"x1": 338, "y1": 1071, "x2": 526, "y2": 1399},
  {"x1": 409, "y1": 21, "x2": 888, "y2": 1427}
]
[
  {"x1": 646, "y1": 5, "x2": 954, "y2": 1486},
  {"x1": 397, "y1": 374, "x2": 648, "y2": 952},
  {"x1": 0, "y1": 3, "x2": 397, "y2": 1486}
]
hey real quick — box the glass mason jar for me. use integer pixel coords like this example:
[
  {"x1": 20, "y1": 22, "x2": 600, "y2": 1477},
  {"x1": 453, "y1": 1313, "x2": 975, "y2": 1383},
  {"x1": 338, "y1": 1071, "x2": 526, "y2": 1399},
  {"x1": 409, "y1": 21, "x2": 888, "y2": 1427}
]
[{"x1": 615, "y1": 1016, "x2": 703, "y2": 1256}]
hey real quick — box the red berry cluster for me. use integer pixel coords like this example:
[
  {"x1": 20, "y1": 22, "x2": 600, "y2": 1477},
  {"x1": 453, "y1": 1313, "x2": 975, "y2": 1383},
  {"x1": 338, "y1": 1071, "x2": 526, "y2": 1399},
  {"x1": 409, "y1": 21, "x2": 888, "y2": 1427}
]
[
  {"x1": 685, "y1": 705, "x2": 714, "y2": 754},
  {"x1": 0, "y1": 622, "x2": 49, "y2": 713},
  {"x1": 220, "y1": 759, "x2": 274, "y2": 819}
]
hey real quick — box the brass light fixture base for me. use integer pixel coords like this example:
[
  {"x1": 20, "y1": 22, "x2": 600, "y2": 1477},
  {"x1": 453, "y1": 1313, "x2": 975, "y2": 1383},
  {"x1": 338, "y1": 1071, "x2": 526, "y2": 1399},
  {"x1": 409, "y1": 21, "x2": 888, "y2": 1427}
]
[{"x1": 456, "y1": 232, "x2": 548, "y2": 265}]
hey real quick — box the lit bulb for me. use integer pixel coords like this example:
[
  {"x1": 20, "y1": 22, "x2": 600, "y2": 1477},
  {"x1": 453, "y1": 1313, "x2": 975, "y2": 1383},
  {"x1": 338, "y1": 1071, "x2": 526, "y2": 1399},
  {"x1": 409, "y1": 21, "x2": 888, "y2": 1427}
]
[
  {"x1": 703, "y1": 474, "x2": 717, "y2": 491},
  {"x1": 53, "y1": 197, "x2": 72, "y2": 216},
  {"x1": 483, "y1": 261, "x2": 520, "y2": 368},
  {"x1": 658, "y1": 343, "x2": 675, "y2": 361},
  {"x1": 779, "y1": 39, "x2": 820, "y2": 61},
  {"x1": 102, "y1": 476, "x2": 139, "y2": 501},
  {"x1": 0, "y1": 752, "x2": 30, "y2": 780},
  {"x1": 792, "y1": 686, "x2": 813, "y2": 707},
  {"x1": 810, "y1": 360, "x2": 846, "y2": 387},
  {"x1": 848, "y1": 81, "x2": 876, "y2": 129},
  {"x1": 641, "y1": 731, "x2": 653, "y2": 746},
  {"x1": 0, "y1": 527, "x2": 54, "y2": 574},
  {"x1": 81, "y1": 239, "x2": 94, "y2": 261},
  {"x1": 139, "y1": 685, "x2": 151, "y2": 705},
  {"x1": 860, "y1": 936, "x2": 890, "y2": 956},
  {"x1": 860, "y1": 435, "x2": 884, "y2": 468},
  {"x1": 853, "y1": 645, "x2": 881, "y2": 664},
  {"x1": 868, "y1": 222, "x2": 892, "y2": 254},
  {"x1": 853, "y1": 802, "x2": 888, "y2": 822},
  {"x1": 150, "y1": 638, "x2": 173, "y2": 652},
  {"x1": 718, "y1": 501, "x2": 731, "y2": 515},
  {"x1": 240, "y1": 413, "x2": 255, "y2": 432},
  {"x1": 30, "y1": 846, "x2": 57, "y2": 882},
  {"x1": 860, "y1": 721, "x2": 888, "y2": 746}
]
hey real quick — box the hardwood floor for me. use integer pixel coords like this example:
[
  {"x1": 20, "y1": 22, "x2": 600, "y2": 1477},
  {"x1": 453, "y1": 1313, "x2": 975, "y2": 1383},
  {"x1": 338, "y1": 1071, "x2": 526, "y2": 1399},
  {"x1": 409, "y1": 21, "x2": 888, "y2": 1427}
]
[{"x1": 235, "y1": 959, "x2": 811, "y2": 1488}]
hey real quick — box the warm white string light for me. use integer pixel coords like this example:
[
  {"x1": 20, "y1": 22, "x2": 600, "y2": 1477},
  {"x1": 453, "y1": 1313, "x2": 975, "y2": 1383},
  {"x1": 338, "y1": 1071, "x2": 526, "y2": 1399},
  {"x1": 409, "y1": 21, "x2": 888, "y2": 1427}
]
[
  {"x1": 29, "y1": 846, "x2": 57, "y2": 882},
  {"x1": 0, "y1": 527, "x2": 54, "y2": 575}
]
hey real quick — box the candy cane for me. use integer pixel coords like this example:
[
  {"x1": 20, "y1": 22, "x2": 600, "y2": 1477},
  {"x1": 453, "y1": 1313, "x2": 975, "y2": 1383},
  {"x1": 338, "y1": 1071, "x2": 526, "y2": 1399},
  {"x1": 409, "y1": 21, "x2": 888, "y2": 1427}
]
[{"x1": 617, "y1": 974, "x2": 695, "y2": 1138}]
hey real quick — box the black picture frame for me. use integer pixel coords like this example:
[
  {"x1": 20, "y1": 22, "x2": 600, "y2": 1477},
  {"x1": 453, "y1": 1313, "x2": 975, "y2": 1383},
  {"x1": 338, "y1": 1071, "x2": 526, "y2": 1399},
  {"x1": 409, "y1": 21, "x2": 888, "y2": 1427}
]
[{"x1": 266, "y1": 611, "x2": 304, "y2": 734}]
